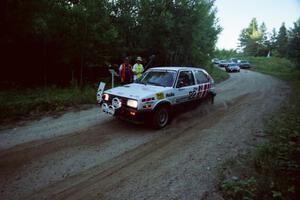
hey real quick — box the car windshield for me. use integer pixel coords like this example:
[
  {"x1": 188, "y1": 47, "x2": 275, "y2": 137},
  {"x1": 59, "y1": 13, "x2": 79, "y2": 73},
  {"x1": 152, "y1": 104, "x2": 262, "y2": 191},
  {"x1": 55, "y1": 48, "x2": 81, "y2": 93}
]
[
  {"x1": 241, "y1": 60, "x2": 248, "y2": 63},
  {"x1": 229, "y1": 64, "x2": 237, "y2": 67},
  {"x1": 137, "y1": 70, "x2": 177, "y2": 87}
]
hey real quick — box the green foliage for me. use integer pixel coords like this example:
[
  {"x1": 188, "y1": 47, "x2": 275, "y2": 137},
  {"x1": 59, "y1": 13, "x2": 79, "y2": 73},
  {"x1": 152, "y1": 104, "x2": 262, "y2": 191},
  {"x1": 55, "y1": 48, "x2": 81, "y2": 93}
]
[
  {"x1": 1, "y1": 0, "x2": 220, "y2": 87},
  {"x1": 0, "y1": 85, "x2": 97, "y2": 122},
  {"x1": 287, "y1": 19, "x2": 300, "y2": 68},
  {"x1": 221, "y1": 177, "x2": 257, "y2": 200},
  {"x1": 238, "y1": 17, "x2": 300, "y2": 69},
  {"x1": 276, "y1": 23, "x2": 289, "y2": 57},
  {"x1": 248, "y1": 57, "x2": 294, "y2": 77},
  {"x1": 205, "y1": 64, "x2": 229, "y2": 83},
  {"x1": 214, "y1": 49, "x2": 242, "y2": 59},
  {"x1": 238, "y1": 18, "x2": 269, "y2": 56}
]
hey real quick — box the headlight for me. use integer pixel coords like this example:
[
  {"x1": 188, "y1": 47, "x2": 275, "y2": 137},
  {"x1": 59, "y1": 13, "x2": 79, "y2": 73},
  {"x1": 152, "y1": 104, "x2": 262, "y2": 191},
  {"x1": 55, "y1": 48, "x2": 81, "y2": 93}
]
[
  {"x1": 103, "y1": 93, "x2": 109, "y2": 101},
  {"x1": 127, "y1": 99, "x2": 138, "y2": 108}
]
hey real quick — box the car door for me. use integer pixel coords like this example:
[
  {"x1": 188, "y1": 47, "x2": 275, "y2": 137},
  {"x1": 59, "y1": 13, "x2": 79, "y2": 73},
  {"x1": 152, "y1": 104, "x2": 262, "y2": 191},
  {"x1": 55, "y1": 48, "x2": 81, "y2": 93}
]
[
  {"x1": 174, "y1": 70, "x2": 197, "y2": 104},
  {"x1": 194, "y1": 70, "x2": 210, "y2": 99}
]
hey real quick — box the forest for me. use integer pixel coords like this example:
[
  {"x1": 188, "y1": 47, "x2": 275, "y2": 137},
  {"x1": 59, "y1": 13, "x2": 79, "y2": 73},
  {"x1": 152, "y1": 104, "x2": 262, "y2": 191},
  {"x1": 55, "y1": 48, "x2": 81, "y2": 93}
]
[
  {"x1": 238, "y1": 17, "x2": 300, "y2": 64},
  {"x1": 0, "y1": 0, "x2": 221, "y2": 88}
]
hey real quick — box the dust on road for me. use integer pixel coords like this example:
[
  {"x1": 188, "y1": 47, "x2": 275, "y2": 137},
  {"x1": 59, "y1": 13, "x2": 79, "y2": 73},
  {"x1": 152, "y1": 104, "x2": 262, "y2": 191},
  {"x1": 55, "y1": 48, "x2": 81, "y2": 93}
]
[{"x1": 0, "y1": 70, "x2": 289, "y2": 200}]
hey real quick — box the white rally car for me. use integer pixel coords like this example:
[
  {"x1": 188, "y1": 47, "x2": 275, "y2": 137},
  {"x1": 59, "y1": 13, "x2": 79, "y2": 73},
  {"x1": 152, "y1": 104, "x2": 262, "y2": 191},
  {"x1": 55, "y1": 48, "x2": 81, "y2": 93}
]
[{"x1": 97, "y1": 67, "x2": 216, "y2": 129}]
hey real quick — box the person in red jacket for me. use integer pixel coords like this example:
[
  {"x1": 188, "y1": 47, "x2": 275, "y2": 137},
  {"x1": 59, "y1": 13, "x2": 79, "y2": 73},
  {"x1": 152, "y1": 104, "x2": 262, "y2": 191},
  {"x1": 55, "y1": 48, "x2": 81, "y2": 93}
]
[{"x1": 119, "y1": 57, "x2": 133, "y2": 85}]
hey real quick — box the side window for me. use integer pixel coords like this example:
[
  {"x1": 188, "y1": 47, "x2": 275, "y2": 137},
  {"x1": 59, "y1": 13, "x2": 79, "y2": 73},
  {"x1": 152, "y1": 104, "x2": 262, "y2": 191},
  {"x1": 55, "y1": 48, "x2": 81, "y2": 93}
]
[
  {"x1": 195, "y1": 70, "x2": 209, "y2": 84},
  {"x1": 176, "y1": 71, "x2": 195, "y2": 88}
]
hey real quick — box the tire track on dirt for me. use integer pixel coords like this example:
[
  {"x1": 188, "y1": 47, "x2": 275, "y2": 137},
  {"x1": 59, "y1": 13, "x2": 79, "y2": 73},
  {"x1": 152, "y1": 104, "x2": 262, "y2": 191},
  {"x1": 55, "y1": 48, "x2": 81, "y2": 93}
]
[{"x1": 28, "y1": 95, "x2": 253, "y2": 200}]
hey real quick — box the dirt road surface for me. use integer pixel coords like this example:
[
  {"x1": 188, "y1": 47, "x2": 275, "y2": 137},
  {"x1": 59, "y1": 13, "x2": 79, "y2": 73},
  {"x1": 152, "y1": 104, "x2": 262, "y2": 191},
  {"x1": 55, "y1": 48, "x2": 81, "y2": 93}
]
[{"x1": 0, "y1": 70, "x2": 289, "y2": 200}]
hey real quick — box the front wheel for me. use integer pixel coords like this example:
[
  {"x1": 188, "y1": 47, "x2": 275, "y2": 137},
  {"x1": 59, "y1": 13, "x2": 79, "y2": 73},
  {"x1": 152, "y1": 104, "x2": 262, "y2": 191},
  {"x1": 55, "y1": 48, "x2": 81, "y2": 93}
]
[{"x1": 152, "y1": 106, "x2": 169, "y2": 129}]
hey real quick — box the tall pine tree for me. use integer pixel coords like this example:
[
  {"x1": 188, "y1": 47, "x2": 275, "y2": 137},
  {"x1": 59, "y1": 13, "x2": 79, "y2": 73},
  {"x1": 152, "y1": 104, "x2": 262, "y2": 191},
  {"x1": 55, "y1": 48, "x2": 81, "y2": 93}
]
[{"x1": 276, "y1": 23, "x2": 288, "y2": 57}]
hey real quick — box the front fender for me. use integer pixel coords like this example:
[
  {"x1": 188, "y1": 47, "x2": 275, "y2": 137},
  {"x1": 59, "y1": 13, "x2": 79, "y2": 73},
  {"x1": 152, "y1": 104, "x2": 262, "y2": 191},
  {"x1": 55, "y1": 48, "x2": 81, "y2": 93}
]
[{"x1": 153, "y1": 99, "x2": 172, "y2": 111}]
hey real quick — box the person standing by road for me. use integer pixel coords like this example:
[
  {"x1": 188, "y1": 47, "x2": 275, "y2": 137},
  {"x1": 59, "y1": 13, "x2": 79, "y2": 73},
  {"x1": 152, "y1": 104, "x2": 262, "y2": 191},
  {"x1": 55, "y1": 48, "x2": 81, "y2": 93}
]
[
  {"x1": 132, "y1": 56, "x2": 144, "y2": 81},
  {"x1": 119, "y1": 57, "x2": 133, "y2": 85}
]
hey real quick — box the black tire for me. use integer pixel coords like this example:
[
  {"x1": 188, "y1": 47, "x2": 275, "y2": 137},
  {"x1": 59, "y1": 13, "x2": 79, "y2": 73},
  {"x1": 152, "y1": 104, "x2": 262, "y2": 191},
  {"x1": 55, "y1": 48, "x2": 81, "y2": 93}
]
[
  {"x1": 152, "y1": 106, "x2": 169, "y2": 129},
  {"x1": 210, "y1": 94, "x2": 215, "y2": 104},
  {"x1": 208, "y1": 91, "x2": 215, "y2": 104}
]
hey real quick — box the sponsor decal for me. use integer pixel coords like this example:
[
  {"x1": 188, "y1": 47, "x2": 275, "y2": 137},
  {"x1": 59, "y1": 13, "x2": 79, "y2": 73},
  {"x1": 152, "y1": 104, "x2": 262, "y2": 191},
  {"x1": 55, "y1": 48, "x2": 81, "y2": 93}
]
[
  {"x1": 166, "y1": 92, "x2": 175, "y2": 97},
  {"x1": 156, "y1": 92, "x2": 165, "y2": 100}
]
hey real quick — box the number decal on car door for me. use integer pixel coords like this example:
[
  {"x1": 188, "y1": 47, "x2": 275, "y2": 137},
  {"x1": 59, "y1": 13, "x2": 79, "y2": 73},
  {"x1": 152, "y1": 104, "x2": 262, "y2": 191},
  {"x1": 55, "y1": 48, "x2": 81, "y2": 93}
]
[{"x1": 189, "y1": 87, "x2": 198, "y2": 99}]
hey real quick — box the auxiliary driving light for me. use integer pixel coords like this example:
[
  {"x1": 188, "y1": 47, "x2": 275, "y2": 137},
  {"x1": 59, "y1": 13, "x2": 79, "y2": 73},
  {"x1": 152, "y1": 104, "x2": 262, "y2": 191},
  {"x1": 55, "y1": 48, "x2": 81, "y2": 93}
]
[
  {"x1": 103, "y1": 93, "x2": 109, "y2": 101},
  {"x1": 112, "y1": 97, "x2": 122, "y2": 109},
  {"x1": 130, "y1": 111, "x2": 136, "y2": 116}
]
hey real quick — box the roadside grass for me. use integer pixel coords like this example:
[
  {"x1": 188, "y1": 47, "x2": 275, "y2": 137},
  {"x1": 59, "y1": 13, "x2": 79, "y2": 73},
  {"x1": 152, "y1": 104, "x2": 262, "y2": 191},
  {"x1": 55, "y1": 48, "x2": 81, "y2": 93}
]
[
  {"x1": 219, "y1": 57, "x2": 300, "y2": 199},
  {"x1": 0, "y1": 67, "x2": 227, "y2": 124},
  {"x1": 248, "y1": 57, "x2": 295, "y2": 80},
  {"x1": 205, "y1": 64, "x2": 229, "y2": 83},
  {"x1": 0, "y1": 85, "x2": 97, "y2": 123}
]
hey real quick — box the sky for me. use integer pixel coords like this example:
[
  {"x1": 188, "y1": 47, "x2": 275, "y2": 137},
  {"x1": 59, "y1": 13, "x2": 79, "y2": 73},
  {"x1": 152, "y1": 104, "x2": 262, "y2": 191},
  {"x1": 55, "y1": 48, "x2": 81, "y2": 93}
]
[{"x1": 214, "y1": 0, "x2": 300, "y2": 50}]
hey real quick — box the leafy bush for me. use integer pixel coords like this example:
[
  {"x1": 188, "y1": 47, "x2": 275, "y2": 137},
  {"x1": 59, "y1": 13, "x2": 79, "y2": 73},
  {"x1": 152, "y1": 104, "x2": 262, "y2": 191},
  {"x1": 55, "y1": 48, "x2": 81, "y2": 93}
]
[{"x1": 221, "y1": 177, "x2": 257, "y2": 200}]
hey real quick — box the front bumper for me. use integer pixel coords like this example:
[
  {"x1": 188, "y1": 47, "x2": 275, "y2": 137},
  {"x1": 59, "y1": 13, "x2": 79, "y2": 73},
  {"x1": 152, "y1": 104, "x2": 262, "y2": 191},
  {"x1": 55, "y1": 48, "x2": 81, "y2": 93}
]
[{"x1": 101, "y1": 102, "x2": 152, "y2": 123}]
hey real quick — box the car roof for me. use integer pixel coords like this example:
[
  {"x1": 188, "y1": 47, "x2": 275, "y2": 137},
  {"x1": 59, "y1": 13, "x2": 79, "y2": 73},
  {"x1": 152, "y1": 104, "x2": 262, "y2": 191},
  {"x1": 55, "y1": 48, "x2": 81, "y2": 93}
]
[{"x1": 148, "y1": 66, "x2": 207, "y2": 72}]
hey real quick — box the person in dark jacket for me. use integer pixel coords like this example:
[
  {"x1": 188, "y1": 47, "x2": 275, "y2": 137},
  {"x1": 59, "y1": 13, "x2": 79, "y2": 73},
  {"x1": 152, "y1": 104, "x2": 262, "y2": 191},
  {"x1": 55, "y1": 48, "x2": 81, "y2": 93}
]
[{"x1": 119, "y1": 57, "x2": 133, "y2": 85}]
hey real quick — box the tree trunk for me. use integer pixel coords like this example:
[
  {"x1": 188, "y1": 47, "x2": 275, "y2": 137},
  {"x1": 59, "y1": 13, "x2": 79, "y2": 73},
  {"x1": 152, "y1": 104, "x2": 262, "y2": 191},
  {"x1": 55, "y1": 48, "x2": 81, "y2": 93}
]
[{"x1": 43, "y1": 37, "x2": 47, "y2": 87}]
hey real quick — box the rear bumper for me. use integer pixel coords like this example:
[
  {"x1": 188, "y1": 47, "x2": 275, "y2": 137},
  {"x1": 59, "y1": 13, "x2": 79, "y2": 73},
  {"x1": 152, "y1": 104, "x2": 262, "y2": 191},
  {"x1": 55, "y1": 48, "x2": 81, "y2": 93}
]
[
  {"x1": 226, "y1": 68, "x2": 239, "y2": 72},
  {"x1": 239, "y1": 65, "x2": 250, "y2": 69}
]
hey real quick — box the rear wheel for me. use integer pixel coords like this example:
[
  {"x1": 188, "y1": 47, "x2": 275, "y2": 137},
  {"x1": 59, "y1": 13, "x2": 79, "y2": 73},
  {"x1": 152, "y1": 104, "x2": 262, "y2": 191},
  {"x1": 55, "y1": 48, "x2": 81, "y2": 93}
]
[
  {"x1": 152, "y1": 106, "x2": 169, "y2": 129},
  {"x1": 208, "y1": 91, "x2": 215, "y2": 104}
]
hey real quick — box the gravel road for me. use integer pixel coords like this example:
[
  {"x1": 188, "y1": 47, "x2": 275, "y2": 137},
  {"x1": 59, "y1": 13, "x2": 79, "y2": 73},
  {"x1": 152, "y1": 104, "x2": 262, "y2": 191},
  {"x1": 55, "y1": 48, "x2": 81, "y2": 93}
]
[{"x1": 0, "y1": 70, "x2": 289, "y2": 200}]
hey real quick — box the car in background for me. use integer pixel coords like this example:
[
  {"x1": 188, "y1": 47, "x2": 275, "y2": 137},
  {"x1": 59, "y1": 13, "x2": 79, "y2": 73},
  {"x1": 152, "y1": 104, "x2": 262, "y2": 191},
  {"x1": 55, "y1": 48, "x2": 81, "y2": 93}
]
[
  {"x1": 97, "y1": 67, "x2": 216, "y2": 129},
  {"x1": 218, "y1": 60, "x2": 229, "y2": 68},
  {"x1": 238, "y1": 60, "x2": 251, "y2": 69},
  {"x1": 229, "y1": 58, "x2": 238, "y2": 63},
  {"x1": 211, "y1": 58, "x2": 220, "y2": 65},
  {"x1": 225, "y1": 63, "x2": 240, "y2": 72}
]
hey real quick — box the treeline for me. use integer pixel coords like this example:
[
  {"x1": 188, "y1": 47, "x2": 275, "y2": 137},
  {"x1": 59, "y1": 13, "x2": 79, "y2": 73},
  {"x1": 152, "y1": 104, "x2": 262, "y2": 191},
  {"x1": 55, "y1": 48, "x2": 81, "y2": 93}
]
[
  {"x1": 0, "y1": 0, "x2": 220, "y2": 88},
  {"x1": 238, "y1": 18, "x2": 300, "y2": 67}
]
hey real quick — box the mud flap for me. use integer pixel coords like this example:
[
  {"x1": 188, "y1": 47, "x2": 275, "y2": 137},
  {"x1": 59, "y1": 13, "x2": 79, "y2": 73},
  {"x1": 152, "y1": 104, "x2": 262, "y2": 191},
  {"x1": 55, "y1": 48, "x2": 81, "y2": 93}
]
[{"x1": 209, "y1": 90, "x2": 216, "y2": 104}]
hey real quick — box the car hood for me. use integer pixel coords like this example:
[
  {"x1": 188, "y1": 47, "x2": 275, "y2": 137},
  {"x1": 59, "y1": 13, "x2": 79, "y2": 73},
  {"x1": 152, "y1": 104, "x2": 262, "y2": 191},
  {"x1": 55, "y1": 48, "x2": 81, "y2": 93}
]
[{"x1": 104, "y1": 83, "x2": 171, "y2": 100}]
